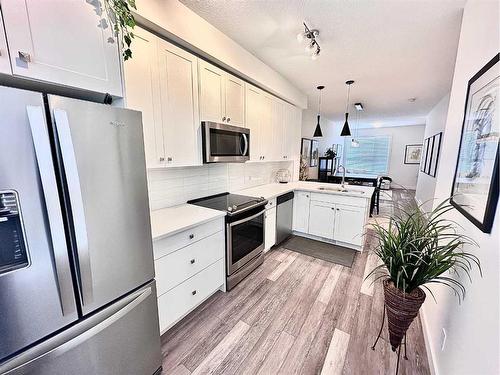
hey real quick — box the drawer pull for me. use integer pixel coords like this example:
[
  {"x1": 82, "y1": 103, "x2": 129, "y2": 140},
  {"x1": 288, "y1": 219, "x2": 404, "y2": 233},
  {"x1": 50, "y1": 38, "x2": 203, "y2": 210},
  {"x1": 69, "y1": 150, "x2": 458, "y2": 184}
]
[
  {"x1": 192, "y1": 290, "x2": 197, "y2": 296},
  {"x1": 190, "y1": 259, "x2": 195, "y2": 264},
  {"x1": 189, "y1": 234, "x2": 194, "y2": 239}
]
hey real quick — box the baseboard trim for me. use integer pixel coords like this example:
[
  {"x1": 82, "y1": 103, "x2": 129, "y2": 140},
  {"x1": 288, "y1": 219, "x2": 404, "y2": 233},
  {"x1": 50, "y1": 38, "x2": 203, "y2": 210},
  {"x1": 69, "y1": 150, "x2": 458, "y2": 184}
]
[{"x1": 420, "y1": 306, "x2": 439, "y2": 375}]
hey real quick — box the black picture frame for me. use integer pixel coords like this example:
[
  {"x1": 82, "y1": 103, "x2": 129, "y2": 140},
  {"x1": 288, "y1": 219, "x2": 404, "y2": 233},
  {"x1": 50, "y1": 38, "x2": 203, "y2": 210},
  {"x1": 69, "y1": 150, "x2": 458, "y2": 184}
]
[
  {"x1": 404, "y1": 144, "x2": 423, "y2": 164},
  {"x1": 310, "y1": 139, "x2": 319, "y2": 167},
  {"x1": 429, "y1": 132, "x2": 443, "y2": 177},
  {"x1": 423, "y1": 138, "x2": 431, "y2": 172},
  {"x1": 450, "y1": 53, "x2": 499, "y2": 233},
  {"x1": 300, "y1": 138, "x2": 311, "y2": 166},
  {"x1": 420, "y1": 138, "x2": 428, "y2": 172},
  {"x1": 426, "y1": 136, "x2": 435, "y2": 174}
]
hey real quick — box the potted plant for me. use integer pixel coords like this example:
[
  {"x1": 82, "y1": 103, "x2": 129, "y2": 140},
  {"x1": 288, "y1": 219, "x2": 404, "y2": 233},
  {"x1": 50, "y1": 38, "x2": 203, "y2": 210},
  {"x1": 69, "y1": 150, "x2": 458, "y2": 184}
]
[{"x1": 368, "y1": 198, "x2": 481, "y2": 351}]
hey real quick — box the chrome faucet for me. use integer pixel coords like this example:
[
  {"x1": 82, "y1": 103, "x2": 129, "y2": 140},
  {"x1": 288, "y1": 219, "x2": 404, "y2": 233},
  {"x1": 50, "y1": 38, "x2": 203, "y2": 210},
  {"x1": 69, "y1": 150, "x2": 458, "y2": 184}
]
[{"x1": 337, "y1": 164, "x2": 346, "y2": 189}]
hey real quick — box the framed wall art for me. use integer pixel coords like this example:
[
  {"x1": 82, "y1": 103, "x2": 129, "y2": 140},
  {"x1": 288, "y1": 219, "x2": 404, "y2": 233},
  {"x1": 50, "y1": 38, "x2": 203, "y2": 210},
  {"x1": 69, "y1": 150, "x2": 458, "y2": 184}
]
[
  {"x1": 404, "y1": 144, "x2": 423, "y2": 164},
  {"x1": 451, "y1": 53, "x2": 499, "y2": 233}
]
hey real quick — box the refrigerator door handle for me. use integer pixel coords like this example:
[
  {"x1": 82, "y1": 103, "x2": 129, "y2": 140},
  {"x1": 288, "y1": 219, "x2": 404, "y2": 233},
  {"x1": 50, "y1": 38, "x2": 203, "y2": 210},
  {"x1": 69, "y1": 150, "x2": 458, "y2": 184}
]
[
  {"x1": 0, "y1": 285, "x2": 153, "y2": 375},
  {"x1": 26, "y1": 106, "x2": 76, "y2": 317},
  {"x1": 53, "y1": 108, "x2": 93, "y2": 305}
]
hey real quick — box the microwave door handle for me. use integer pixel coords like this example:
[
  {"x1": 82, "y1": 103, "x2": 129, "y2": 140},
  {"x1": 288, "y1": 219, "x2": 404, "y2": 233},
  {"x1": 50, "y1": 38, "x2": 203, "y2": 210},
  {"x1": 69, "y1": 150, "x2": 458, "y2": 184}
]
[
  {"x1": 241, "y1": 133, "x2": 249, "y2": 156},
  {"x1": 53, "y1": 109, "x2": 93, "y2": 306},
  {"x1": 26, "y1": 106, "x2": 76, "y2": 316}
]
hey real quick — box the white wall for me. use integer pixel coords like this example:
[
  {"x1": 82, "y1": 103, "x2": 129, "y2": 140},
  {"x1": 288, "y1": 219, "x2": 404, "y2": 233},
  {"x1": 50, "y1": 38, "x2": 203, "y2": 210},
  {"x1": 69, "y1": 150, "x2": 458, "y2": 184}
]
[
  {"x1": 421, "y1": 1, "x2": 499, "y2": 375},
  {"x1": 415, "y1": 93, "x2": 450, "y2": 211},
  {"x1": 134, "y1": 0, "x2": 307, "y2": 108},
  {"x1": 148, "y1": 161, "x2": 293, "y2": 210},
  {"x1": 350, "y1": 125, "x2": 425, "y2": 189},
  {"x1": 301, "y1": 109, "x2": 343, "y2": 179}
]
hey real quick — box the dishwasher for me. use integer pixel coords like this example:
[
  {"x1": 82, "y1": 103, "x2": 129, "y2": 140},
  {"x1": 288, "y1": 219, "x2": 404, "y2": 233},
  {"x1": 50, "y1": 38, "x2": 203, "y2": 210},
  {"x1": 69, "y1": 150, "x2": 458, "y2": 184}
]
[{"x1": 276, "y1": 191, "x2": 294, "y2": 245}]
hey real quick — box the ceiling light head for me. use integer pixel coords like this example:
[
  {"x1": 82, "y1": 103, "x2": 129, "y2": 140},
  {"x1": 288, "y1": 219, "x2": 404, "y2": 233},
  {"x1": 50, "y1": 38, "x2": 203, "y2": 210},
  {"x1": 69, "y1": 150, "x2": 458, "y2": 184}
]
[
  {"x1": 299, "y1": 22, "x2": 322, "y2": 60},
  {"x1": 296, "y1": 32, "x2": 305, "y2": 43},
  {"x1": 354, "y1": 102, "x2": 364, "y2": 111}
]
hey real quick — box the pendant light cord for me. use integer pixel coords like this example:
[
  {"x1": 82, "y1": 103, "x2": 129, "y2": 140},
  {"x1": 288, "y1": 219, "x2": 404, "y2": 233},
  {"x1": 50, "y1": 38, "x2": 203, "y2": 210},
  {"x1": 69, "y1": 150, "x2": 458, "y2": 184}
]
[
  {"x1": 318, "y1": 89, "x2": 322, "y2": 116},
  {"x1": 345, "y1": 84, "x2": 351, "y2": 113}
]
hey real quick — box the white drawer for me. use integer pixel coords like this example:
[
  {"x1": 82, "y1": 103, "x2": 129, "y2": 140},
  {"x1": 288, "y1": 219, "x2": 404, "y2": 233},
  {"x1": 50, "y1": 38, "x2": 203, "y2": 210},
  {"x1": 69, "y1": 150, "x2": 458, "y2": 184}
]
[
  {"x1": 155, "y1": 230, "x2": 224, "y2": 296},
  {"x1": 153, "y1": 217, "x2": 224, "y2": 260},
  {"x1": 310, "y1": 192, "x2": 367, "y2": 207},
  {"x1": 157, "y1": 259, "x2": 224, "y2": 333},
  {"x1": 265, "y1": 197, "x2": 277, "y2": 209}
]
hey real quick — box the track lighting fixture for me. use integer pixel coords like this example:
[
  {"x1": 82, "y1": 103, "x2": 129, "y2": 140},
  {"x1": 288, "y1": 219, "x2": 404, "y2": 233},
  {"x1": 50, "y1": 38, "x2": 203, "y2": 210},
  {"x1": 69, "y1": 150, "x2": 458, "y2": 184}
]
[{"x1": 297, "y1": 22, "x2": 321, "y2": 60}]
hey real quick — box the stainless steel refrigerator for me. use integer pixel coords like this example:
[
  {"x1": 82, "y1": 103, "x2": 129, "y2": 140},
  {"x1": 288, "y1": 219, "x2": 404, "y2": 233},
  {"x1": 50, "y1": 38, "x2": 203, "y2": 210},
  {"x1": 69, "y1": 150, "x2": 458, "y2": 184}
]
[{"x1": 0, "y1": 86, "x2": 162, "y2": 374}]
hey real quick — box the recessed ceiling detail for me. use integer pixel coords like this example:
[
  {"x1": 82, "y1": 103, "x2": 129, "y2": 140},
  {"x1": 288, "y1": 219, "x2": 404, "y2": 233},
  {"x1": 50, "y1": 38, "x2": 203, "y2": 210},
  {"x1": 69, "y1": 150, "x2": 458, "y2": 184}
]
[{"x1": 180, "y1": 0, "x2": 465, "y2": 127}]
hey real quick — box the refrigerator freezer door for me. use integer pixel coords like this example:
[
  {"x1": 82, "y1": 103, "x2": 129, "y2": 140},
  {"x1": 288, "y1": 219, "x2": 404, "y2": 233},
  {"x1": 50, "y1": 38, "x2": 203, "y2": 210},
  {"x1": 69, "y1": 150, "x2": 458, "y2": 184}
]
[
  {"x1": 47, "y1": 95, "x2": 155, "y2": 315},
  {"x1": 0, "y1": 281, "x2": 162, "y2": 375},
  {"x1": 0, "y1": 86, "x2": 78, "y2": 362}
]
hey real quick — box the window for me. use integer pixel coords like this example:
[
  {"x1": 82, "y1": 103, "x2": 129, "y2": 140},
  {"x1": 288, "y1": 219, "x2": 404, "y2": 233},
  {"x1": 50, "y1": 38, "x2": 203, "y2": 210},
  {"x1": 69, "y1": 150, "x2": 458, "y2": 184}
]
[{"x1": 344, "y1": 136, "x2": 391, "y2": 175}]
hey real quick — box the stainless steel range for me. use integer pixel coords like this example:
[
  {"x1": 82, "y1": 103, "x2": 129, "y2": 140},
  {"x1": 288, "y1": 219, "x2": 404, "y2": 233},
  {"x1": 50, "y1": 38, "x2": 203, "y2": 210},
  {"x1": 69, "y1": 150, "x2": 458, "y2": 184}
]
[{"x1": 188, "y1": 193, "x2": 267, "y2": 290}]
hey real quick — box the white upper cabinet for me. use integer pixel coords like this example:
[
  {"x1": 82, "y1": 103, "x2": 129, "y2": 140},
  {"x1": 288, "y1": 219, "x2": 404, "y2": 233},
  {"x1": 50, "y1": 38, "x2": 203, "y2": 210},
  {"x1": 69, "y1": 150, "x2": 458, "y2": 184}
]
[
  {"x1": 271, "y1": 98, "x2": 284, "y2": 161},
  {"x1": 124, "y1": 27, "x2": 200, "y2": 169},
  {"x1": 260, "y1": 93, "x2": 274, "y2": 161},
  {"x1": 199, "y1": 60, "x2": 245, "y2": 126},
  {"x1": 245, "y1": 84, "x2": 263, "y2": 162},
  {"x1": 123, "y1": 28, "x2": 163, "y2": 169},
  {"x1": 1, "y1": 0, "x2": 123, "y2": 96},
  {"x1": 224, "y1": 74, "x2": 245, "y2": 126},
  {"x1": 199, "y1": 60, "x2": 225, "y2": 123},
  {"x1": 0, "y1": 9, "x2": 11, "y2": 75},
  {"x1": 157, "y1": 39, "x2": 200, "y2": 167}
]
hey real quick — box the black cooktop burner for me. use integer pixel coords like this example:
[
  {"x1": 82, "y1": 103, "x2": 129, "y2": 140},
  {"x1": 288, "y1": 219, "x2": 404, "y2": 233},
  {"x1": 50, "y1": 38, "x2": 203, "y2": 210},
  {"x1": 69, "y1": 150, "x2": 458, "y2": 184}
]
[{"x1": 188, "y1": 192, "x2": 266, "y2": 214}]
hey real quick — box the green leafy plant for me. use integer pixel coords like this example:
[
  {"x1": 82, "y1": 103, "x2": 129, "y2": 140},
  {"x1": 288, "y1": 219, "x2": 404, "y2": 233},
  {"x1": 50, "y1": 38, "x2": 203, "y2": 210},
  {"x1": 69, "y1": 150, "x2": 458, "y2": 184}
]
[
  {"x1": 368, "y1": 198, "x2": 481, "y2": 302},
  {"x1": 89, "y1": 0, "x2": 137, "y2": 60},
  {"x1": 103, "y1": 0, "x2": 137, "y2": 60}
]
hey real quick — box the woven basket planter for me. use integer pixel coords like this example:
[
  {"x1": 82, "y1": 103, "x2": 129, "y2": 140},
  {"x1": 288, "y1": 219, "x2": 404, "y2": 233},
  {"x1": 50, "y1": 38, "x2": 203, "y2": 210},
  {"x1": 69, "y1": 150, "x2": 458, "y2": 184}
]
[{"x1": 383, "y1": 279, "x2": 426, "y2": 351}]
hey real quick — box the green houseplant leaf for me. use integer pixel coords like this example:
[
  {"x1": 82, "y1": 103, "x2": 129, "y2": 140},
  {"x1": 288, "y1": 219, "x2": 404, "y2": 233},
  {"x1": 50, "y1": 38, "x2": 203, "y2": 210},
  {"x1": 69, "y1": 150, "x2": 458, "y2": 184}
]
[{"x1": 367, "y1": 196, "x2": 481, "y2": 302}]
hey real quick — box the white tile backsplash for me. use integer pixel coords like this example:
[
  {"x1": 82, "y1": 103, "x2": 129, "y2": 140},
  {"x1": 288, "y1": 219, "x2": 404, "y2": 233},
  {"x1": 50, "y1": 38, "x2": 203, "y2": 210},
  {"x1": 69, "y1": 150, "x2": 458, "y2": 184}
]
[{"x1": 148, "y1": 161, "x2": 294, "y2": 210}]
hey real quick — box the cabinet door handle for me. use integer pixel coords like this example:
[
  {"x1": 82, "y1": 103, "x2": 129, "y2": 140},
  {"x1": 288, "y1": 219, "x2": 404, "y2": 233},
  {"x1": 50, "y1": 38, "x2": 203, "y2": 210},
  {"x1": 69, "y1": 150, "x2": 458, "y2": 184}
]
[
  {"x1": 337, "y1": 208, "x2": 340, "y2": 211},
  {"x1": 159, "y1": 157, "x2": 165, "y2": 162},
  {"x1": 222, "y1": 116, "x2": 226, "y2": 121},
  {"x1": 189, "y1": 233, "x2": 194, "y2": 239},
  {"x1": 190, "y1": 259, "x2": 195, "y2": 264},
  {"x1": 167, "y1": 157, "x2": 172, "y2": 162},
  {"x1": 227, "y1": 118, "x2": 231, "y2": 122},
  {"x1": 192, "y1": 290, "x2": 197, "y2": 296},
  {"x1": 18, "y1": 51, "x2": 31, "y2": 63}
]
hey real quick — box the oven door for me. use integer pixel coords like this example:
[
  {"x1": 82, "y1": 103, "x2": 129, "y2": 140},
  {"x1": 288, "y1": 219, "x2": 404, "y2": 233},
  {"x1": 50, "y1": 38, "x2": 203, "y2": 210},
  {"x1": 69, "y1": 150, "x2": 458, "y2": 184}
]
[
  {"x1": 226, "y1": 209, "x2": 264, "y2": 275},
  {"x1": 202, "y1": 122, "x2": 250, "y2": 163}
]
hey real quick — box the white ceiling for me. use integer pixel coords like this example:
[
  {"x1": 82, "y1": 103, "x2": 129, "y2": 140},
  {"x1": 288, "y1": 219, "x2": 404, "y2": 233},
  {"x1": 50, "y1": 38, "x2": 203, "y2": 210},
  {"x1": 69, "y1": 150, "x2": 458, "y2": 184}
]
[{"x1": 180, "y1": 0, "x2": 465, "y2": 128}]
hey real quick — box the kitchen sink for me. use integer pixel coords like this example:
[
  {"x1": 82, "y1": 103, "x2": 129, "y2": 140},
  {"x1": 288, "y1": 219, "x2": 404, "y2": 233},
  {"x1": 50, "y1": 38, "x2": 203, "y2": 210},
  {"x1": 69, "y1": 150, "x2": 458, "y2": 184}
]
[{"x1": 317, "y1": 187, "x2": 365, "y2": 194}]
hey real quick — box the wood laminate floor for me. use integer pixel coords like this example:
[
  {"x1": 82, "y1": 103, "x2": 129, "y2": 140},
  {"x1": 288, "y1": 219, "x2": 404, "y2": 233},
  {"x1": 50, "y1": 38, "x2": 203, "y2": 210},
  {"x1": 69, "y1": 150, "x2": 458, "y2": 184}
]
[{"x1": 160, "y1": 190, "x2": 430, "y2": 375}]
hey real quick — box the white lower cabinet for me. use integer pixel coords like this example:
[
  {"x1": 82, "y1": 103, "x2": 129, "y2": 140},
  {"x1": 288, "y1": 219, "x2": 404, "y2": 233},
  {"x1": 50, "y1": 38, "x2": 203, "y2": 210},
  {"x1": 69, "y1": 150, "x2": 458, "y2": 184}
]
[
  {"x1": 308, "y1": 201, "x2": 335, "y2": 239},
  {"x1": 334, "y1": 204, "x2": 366, "y2": 246},
  {"x1": 264, "y1": 206, "x2": 277, "y2": 251},
  {"x1": 293, "y1": 191, "x2": 310, "y2": 232},
  {"x1": 154, "y1": 218, "x2": 225, "y2": 333},
  {"x1": 157, "y1": 259, "x2": 224, "y2": 333},
  {"x1": 293, "y1": 190, "x2": 369, "y2": 250}
]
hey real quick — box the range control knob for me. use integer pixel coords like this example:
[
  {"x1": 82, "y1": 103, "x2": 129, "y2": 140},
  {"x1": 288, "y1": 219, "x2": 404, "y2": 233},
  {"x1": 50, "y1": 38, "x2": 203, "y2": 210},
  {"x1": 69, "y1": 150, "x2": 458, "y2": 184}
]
[
  {"x1": 232, "y1": 205, "x2": 238, "y2": 211},
  {"x1": 227, "y1": 206, "x2": 233, "y2": 212}
]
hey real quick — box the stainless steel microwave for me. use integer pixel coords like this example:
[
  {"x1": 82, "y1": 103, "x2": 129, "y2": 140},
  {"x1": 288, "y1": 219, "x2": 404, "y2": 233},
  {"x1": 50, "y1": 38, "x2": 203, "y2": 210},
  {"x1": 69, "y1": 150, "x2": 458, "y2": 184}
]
[{"x1": 202, "y1": 122, "x2": 250, "y2": 163}]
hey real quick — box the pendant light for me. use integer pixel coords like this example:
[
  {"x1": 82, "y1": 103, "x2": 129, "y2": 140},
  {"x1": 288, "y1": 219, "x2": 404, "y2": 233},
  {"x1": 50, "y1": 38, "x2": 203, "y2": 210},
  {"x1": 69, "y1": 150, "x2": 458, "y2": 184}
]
[
  {"x1": 313, "y1": 85, "x2": 325, "y2": 137},
  {"x1": 351, "y1": 102, "x2": 363, "y2": 148},
  {"x1": 340, "y1": 80, "x2": 354, "y2": 137}
]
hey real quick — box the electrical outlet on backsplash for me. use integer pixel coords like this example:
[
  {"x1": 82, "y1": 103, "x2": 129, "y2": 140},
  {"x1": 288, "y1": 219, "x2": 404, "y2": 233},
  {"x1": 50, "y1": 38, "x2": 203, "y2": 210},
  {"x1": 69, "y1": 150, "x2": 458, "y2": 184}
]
[{"x1": 147, "y1": 161, "x2": 295, "y2": 210}]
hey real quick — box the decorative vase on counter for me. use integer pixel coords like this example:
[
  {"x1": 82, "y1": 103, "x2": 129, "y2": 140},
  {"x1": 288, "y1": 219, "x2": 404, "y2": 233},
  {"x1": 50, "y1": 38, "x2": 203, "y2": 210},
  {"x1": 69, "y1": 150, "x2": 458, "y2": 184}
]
[{"x1": 299, "y1": 156, "x2": 309, "y2": 181}]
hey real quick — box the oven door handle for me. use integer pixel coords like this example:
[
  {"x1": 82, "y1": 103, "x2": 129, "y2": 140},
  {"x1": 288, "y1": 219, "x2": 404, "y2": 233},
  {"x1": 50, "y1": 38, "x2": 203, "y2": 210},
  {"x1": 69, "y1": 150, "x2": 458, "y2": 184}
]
[{"x1": 229, "y1": 209, "x2": 265, "y2": 227}]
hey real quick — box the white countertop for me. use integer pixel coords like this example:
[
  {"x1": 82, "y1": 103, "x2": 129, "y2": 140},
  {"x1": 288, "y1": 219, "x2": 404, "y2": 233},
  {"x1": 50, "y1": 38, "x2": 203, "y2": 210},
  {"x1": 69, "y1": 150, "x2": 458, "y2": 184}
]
[
  {"x1": 150, "y1": 181, "x2": 374, "y2": 241},
  {"x1": 235, "y1": 181, "x2": 375, "y2": 201},
  {"x1": 150, "y1": 204, "x2": 225, "y2": 241}
]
